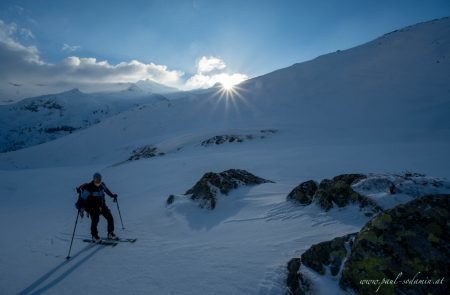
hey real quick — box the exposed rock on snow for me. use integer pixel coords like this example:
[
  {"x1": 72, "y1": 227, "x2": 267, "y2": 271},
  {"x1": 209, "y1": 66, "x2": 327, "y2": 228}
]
[
  {"x1": 287, "y1": 195, "x2": 450, "y2": 295},
  {"x1": 288, "y1": 174, "x2": 381, "y2": 215},
  {"x1": 314, "y1": 174, "x2": 381, "y2": 213},
  {"x1": 286, "y1": 234, "x2": 355, "y2": 294},
  {"x1": 200, "y1": 129, "x2": 277, "y2": 147},
  {"x1": 183, "y1": 169, "x2": 273, "y2": 209},
  {"x1": 286, "y1": 258, "x2": 307, "y2": 295},
  {"x1": 286, "y1": 180, "x2": 318, "y2": 205},
  {"x1": 166, "y1": 194, "x2": 175, "y2": 205},
  {"x1": 301, "y1": 233, "x2": 356, "y2": 277},
  {"x1": 340, "y1": 195, "x2": 450, "y2": 295},
  {"x1": 201, "y1": 135, "x2": 245, "y2": 146},
  {"x1": 128, "y1": 145, "x2": 165, "y2": 161}
]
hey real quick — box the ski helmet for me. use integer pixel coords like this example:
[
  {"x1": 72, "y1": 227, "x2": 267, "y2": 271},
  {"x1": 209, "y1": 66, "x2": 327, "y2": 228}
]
[{"x1": 93, "y1": 172, "x2": 102, "y2": 181}]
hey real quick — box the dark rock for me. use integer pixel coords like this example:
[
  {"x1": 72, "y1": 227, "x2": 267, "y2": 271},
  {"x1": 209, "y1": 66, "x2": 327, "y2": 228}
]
[
  {"x1": 185, "y1": 169, "x2": 273, "y2": 209},
  {"x1": 340, "y1": 195, "x2": 450, "y2": 295},
  {"x1": 332, "y1": 173, "x2": 367, "y2": 185},
  {"x1": 44, "y1": 126, "x2": 78, "y2": 133},
  {"x1": 402, "y1": 172, "x2": 426, "y2": 178},
  {"x1": 128, "y1": 145, "x2": 162, "y2": 161},
  {"x1": 287, "y1": 180, "x2": 318, "y2": 205},
  {"x1": 260, "y1": 129, "x2": 278, "y2": 134},
  {"x1": 286, "y1": 258, "x2": 305, "y2": 295},
  {"x1": 201, "y1": 130, "x2": 277, "y2": 147},
  {"x1": 312, "y1": 174, "x2": 381, "y2": 212},
  {"x1": 201, "y1": 135, "x2": 244, "y2": 146},
  {"x1": 301, "y1": 234, "x2": 356, "y2": 276},
  {"x1": 166, "y1": 194, "x2": 175, "y2": 205}
]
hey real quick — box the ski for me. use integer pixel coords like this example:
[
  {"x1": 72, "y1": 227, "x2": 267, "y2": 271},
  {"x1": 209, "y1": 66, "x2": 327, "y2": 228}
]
[
  {"x1": 82, "y1": 237, "x2": 137, "y2": 244},
  {"x1": 116, "y1": 238, "x2": 137, "y2": 243},
  {"x1": 82, "y1": 239, "x2": 119, "y2": 246}
]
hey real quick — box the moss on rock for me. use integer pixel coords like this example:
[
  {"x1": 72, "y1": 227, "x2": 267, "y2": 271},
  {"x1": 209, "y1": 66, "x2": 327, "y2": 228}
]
[
  {"x1": 340, "y1": 195, "x2": 450, "y2": 295},
  {"x1": 287, "y1": 180, "x2": 318, "y2": 205},
  {"x1": 301, "y1": 234, "x2": 356, "y2": 277},
  {"x1": 311, "y1": 174, "x2": 381, "y2": 213}
]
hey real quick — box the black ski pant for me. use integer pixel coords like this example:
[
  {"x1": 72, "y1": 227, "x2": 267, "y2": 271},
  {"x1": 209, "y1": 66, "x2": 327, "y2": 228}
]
[{"x1": 89, "y1": 205, "x2": 114, "y2": 237}]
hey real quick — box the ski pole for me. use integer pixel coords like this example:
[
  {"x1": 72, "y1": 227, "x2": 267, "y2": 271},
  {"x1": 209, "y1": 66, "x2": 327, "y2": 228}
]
[
  {"x1": 116, "y1": 198, "x2": 125, "y2": 230},
  {"x1": 66, "y1": 209, "x2": 80, "y2": 260}
]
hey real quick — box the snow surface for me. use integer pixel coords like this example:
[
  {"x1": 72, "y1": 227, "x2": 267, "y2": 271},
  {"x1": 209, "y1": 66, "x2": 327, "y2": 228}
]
[{"x1": 1, "y1": 17, "x2": 450, "y2": 295}]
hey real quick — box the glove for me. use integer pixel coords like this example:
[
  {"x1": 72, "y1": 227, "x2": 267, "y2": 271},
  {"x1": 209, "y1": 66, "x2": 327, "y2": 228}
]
[
  {"x1": 112, "y1": 194, "x2": 118, "y2": 203},
  {"x1": 75, "y1": 198, "x2": 85, "y2": 210}
]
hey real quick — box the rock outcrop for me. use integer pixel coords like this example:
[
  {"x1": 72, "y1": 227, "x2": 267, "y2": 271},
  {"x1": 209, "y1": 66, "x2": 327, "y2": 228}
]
[
  {"x1": 286, "y1": 258, "x2": 306, "y2": 295},
  {"x1": 286, "y1": 195, "x2": 449, "y2": 295},
  {"x1": 184, "y1": 169, "x2": 273, "y2": 209},
  {"x1": 301, "y1": 233, "x2": 356, "y2": 276},
  {"x1": 287, "y1": 174, "x2": 381, "y2": 214},
  {"x1": 314, "y1": 174, "x2": 380, "y2": 213},
  {"x1": 286, "y1": 180, "x2": 318, "y2": 205},
  {"x1": 200, "y1": 130, "x2": 277, "y2": 147},
  {"x1": 128, "y1": 145, "x2": 165, "y2": 161},
  {"x1": 340, "y1": 194, "x2": 450, "y2": 295}
]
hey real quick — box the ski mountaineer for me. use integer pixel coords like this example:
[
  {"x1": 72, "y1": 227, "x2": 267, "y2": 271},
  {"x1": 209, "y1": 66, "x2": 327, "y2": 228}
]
[{"x1": 76, "y1": 173, "x2": 119, "y2": 242}]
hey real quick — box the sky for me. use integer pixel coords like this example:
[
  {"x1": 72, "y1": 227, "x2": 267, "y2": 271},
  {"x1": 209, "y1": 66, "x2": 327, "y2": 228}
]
[{"x1": 0, "y1": 0, "x2": 449, "y2": 99}]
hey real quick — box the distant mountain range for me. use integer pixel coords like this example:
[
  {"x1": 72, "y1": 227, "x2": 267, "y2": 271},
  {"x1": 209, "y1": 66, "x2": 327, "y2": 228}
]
[
  {"x1": 0, "y1": 86, "x2": 169, "y2": 152},
  {"x1": 0, "y1": 78, "x2": 181, "y2": 104}
]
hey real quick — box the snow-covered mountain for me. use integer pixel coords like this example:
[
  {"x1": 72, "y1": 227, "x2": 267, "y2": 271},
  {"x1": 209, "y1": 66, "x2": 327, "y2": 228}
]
[
  {"x1": 0, "y1": 87, "x2": 168, "y2": 152},
  {"x1": 135, "y1": 79, "x2": 180, "y2": 94},
  {"x1": 0, "y1": 18, "x2": 449, "y2": 295},
  {"x1": 0, "y1": 78, "x2": 181, "y2": 104},
  {"x1": 2, "y1": 17, "x2": 449, "y2": 168}
]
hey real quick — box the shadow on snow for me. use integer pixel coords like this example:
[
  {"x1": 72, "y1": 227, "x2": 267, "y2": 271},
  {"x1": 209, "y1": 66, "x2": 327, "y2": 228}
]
[{"x1": 19, "y1": 244, "x2": 106, "y2": 295}]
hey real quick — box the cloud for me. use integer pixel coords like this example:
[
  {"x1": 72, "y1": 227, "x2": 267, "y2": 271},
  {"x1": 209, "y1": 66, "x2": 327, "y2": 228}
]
[
  {"x1": 0, "y1": 20, "x2": 184, "y2": 95},
  {"x1": 197, "y1": 56, "x2": 226, "y2": 73},
  {"x1": 62, "y1": 43, "x2": 80, "y2": 52},
  {"x1": 184, "y1": 56, "x2": 248, "y2": 89},
  {"x1": 0, "y1": 20, "x2": 43, "y2": 66},
  {"x1": 185, "y1": 73, "x2": 248, "y2": 89},
  {"x1": 58, "y1": 56, "x2": 184, "y2": 84},
  {"x1": 0, "y1": 20, "x2": 249, "y2": 99}
]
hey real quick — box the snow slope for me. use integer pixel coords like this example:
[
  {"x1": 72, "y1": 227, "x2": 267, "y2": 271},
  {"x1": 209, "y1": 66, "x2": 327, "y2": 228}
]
[
  {"x1": 0, "y1": 17, "x2": 450, "y2": 295},
  {"x1": 0, "y1": 87, "x2": 168, "y2": 152},
  {"x1": 1, "y1": 17, "x2": 449, "y2": 169}
]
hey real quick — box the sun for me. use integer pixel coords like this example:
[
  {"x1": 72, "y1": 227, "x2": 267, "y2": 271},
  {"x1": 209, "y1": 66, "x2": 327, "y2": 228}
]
[
  {"x1": 215, "y1": 74, "x2": 247, "y2": 91},
  {"x1": 220, "y1": 79, "x2": 236, "y2": 91}
]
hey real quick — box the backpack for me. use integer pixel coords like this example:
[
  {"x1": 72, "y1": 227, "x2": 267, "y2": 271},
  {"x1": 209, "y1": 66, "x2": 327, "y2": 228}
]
[{"x1": 75, "y1": 183, "x2": 88, "y2": 210}]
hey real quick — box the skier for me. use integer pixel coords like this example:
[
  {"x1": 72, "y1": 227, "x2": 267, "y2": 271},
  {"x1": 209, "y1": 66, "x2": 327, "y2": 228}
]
[{"x1": 76, "y1": 173, "x2": 119, "y2": 242}]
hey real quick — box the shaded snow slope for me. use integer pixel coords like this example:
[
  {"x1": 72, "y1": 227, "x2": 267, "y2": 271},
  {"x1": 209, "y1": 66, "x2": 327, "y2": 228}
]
[
  {"x1": 1, "y1": 139, "x2": 449, "y2": 295},
  {"x1": 0, "y1": 87, "x2": 167, "y2": 152}
]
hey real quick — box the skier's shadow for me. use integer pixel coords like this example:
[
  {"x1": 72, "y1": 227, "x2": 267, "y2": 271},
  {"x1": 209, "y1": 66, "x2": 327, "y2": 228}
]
[{"x1": 19, "y1": 244, "x2": 105, "y2": 295}]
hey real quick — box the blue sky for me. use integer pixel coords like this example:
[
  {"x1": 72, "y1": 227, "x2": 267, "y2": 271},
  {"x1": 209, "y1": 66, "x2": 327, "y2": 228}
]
[{"x1": 0, "y1": 0, "x2": 449, "y2": 95}]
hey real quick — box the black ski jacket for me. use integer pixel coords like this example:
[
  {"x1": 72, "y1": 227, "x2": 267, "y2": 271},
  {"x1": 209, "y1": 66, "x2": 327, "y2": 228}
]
[{"x1": 79, "y1": 181, "x2": 115, "y2": 209}]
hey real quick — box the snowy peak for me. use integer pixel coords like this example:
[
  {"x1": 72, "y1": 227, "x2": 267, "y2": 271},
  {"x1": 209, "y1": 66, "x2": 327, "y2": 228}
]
[
  {"x1": 65, "y1": 88, "x2": 83, "y2": 95},
  {"x1": 135, "y1": 79, "x2": 180, "y2": 94},
  {"x1": 0, "y1": 87, "x2": 169, "y2": 153},
  {"x1": 125, "y1": 84, "x2": 145, "y2": 93}
]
